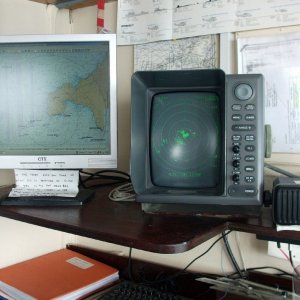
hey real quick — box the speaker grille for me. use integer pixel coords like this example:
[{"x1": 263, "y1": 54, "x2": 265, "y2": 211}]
[{"x1": 273, "y1": 188, "x2": 300, "y2": 225}]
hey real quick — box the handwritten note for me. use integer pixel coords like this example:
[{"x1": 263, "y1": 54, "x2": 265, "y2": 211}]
[{"x1": 9, "y1": 169, "x2": 79, "y2": 197}]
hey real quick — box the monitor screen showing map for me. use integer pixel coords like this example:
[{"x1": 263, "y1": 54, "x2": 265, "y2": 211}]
[{"x1": 0, "y1": 34, "x2": 117, "y2": 169}]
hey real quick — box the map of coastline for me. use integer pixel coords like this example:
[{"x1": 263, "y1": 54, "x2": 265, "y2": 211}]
[
  {"x1": 0, "y1": 44, "x2": 111, "y2": 155},
  {"x1": 48, "y1": 62, "x2": 108, "y2": 129}
]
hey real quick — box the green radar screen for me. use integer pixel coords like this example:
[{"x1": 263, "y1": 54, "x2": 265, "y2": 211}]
[{"x1": 150, "y1": 92, "x2": 222, "y2": 189}]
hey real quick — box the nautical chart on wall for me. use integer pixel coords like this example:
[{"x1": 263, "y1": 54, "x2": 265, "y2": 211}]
[{"x1": 134, "y1": 35, "x2": 218, "y2": 71}]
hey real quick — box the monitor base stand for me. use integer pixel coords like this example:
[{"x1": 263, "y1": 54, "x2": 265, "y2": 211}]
[
  {"x1": 0, "y1": 188, "x2": 95, "y2": 206},
  {"x1": 141, "y1": 203, "x2": 261, "y2": 218}
]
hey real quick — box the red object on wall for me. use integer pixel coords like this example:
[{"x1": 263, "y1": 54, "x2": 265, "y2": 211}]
[{"x1": 97, "y1": 0, "x2": 105, "y2": 32}]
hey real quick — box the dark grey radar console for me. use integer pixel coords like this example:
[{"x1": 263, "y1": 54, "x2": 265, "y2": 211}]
[
  {"x1": 226, "y1": 74, "x2": 264, "y2": 203},
  {"x1": 130, "y1": 69, "x2": 265, "y2": 211}
]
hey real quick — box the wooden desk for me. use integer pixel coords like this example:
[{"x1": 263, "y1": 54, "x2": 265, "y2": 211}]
[{"x1": 0, "y1": 184, "x2": 299, "y2": 253}]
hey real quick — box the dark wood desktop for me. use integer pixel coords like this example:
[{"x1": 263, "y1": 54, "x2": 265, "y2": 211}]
[
  {"x1": 0, "y1": 183, "x2": 298, "y2": 299},
  {"x1": 0, "y1": 183, "x2": 299, "y2": 253}
]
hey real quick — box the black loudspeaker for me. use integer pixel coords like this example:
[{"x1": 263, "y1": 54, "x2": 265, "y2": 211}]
[{"x1": 273, "y1": 177, "x2": 300, "y2": 225}]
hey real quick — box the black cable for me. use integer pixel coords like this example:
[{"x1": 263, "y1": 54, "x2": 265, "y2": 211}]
[
  {"x1": 80, "y1": 169, "x2": 130, "y2": 182},
  {"x1": 289, "y1": 248, "x2": 296, "y2": 271},
  {"x1": 228, "y1": 266, "x2": 293, "y2": 279},
  {"x1": 79, "y1": 169, "x2": 131, "y2": 189},
  {"x1": 288, "y1": 245, "x2": 300, "y2": 276},
  {"x1": 127, "y1": 247, "x2": 134, "y2": 281},
  {"x1": 222, "y1": 232, "x2": 244, "y2": 278},
  {"x1": 118, "y1": 247, "x2": 138, "y2": 284},
  {"x1": 80, "y1": 169, "x2": 130, "y2": 180},
  {"x1": 122, "y1": 232, "x2": 293, "y2": 295},
  {"x1": 79, "y1": 171, "x2": 88, "y2": 189},
  {"x1": 179, "y1": 230, "x2": 232, "y2": 275},
  {"x1": 124, "y1": 235, "x2": 294, "y2": 298},
  {"x1": 135, "y1": 230, "x2": 233, "y2": 287},
  {"x1": 119, "y1": 231, "x2": 234, "y2": 299}
]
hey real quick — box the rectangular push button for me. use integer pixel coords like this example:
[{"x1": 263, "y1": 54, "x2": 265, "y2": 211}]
[{"x1": 232, "y1": 125, "x2": 256, "y2": 131}]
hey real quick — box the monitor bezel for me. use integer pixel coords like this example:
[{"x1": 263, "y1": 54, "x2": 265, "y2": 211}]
[
  {"x1": 0, "y1": 34, "x2": 117, "y2": 169},
  {"x1": 131, "y1": 70, "x2": 226, "y2": 197}
]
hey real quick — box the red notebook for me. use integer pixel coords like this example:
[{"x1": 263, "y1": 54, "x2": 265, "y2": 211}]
[{"x1": 0, "y1": 249, "x2": 119, "y2": 300}]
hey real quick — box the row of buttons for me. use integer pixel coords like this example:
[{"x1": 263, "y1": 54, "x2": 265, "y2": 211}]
[
  {"x1": 232, "y1": 114, "x2": 256, "y2": 121},
  {"x1": 232, "y1": 155, "x2": 255, "y2": 162},
  {"x1": 232, "y1": 104, "x2": 255, "y2": 111},
  {"x1": 232, "y1": 135, "x2": 255, "y2": 142}
]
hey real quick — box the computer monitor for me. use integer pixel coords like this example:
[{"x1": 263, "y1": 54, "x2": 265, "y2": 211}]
[
  {"x1": 0, "y1": 34, "x2": 117, "y2": 170},
  {"x1": 131, "y1": 69, "x2": 265, "y2": 210}
]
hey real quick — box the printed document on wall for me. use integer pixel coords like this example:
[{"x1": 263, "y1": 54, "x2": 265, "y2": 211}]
[
  {"x1": 237, "y1": 32, "x2": 300, "y2": 153},
  {"x1": 117, "y1": 0, "x2": 300, "y2": 45}
]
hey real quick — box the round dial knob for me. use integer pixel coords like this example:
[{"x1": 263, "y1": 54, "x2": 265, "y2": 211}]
[
  {"x1": 232, "y1": 160, "x2": 240, "y2": 168},
  {"x1": 234, "y1": 83, "x2": 253, "y2": 100},
  {"x1": 232, "y1": 145, "x2": 240, "y2": 153},
  {"x1": 232, "y1": 174, "x2": 240, "y2": 182}
]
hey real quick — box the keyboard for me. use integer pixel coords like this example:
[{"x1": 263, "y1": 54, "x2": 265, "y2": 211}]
[{"x1": 95, "y1": 280, "x2": 192, "y2": 300}]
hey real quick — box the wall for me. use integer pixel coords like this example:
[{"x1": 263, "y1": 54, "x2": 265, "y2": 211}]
[
  {"x1": 0, "y1": 0, "x2": 77, "y2": 267},
  {"x1": 0, "y1": 0, "x2": 298, "y2": 278}
]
